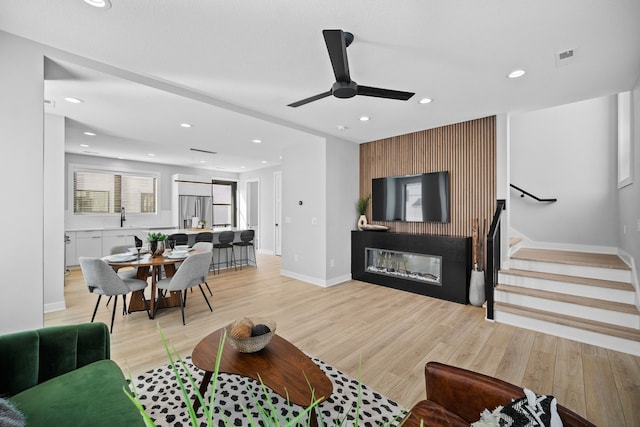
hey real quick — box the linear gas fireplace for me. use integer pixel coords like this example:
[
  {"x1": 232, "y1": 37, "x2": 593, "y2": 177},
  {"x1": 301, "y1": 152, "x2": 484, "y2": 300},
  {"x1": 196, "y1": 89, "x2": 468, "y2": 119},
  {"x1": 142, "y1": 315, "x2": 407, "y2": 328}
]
[
  {"x1": 352, "y1": 231, "x2": 471, "y2": 304},
  {"x1": 365, "y1": 248, "x2": 442, "y2": 285}
]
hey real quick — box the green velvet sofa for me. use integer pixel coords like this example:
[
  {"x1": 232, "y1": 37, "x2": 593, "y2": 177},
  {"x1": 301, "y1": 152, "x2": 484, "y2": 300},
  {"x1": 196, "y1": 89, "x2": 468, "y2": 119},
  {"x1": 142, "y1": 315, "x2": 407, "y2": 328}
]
[{"x1": 0, "y1": 322, "x2": 145, "y2": 427}]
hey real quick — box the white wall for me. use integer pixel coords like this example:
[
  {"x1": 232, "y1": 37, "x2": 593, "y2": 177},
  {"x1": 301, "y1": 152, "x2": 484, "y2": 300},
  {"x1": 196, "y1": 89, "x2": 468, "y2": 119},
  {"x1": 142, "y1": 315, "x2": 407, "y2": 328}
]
[
  {"x1": 280, "y1": 136, "x2": 358, "y2": 286},
  {"x1": 325, "y1": 137, "x2": 359, "y2": 284},
  {"x1": 281, "y1": 139, "x2": 327, "y2": 284},
  {"x1": 510, "y1": 96, "x2": 619, "y2": 247},
  {"x1": 617, "y1": 77, "x2": 640, "y2": 293},
  {"x1": 0, "y1": 31, "x2": 44, "y2": 333},
  {"x1": 238, "y1": 165, "x2": 280, "y2": 254},
  {"x1": 44, "y1": 114, "x2": 66, "y2": 313}
]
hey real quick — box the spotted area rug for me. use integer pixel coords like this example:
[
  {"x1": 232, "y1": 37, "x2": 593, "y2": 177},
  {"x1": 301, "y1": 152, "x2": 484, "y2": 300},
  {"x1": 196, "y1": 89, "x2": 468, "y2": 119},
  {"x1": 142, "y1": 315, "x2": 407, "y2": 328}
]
[{"x1": 128, "y1": 355, "x2": 406, "y2": 426}]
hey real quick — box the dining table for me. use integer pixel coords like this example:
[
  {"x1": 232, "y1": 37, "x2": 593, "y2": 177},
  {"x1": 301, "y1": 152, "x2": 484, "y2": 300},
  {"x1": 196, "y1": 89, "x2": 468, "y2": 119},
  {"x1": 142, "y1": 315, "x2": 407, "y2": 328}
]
[{"x1": 106, "y1": 249, "x2": 203, "y2": 318}]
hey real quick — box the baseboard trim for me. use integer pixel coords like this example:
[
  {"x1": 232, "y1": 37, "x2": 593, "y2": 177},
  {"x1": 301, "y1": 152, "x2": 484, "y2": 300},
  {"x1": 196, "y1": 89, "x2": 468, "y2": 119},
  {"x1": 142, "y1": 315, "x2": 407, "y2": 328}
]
[
  {"x1": 44, "y1": 301, "x2": 66, "y2": 313},
  {"x1": 280, "y1": 270, "x2": 350, "y2": 288}
]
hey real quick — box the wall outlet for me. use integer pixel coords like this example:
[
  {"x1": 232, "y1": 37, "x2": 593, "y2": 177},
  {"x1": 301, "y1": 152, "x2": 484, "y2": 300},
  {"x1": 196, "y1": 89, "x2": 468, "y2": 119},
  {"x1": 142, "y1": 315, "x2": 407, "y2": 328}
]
[
  {"x1": 311, "y1": 217, "x2": 317, "y2": 225},
  {"x1": 330, "y1": 259, "x2": 335, "y2": 267},
  {"x1": 285, "y1": 216, "x2": 291, "y2": 223},
  {"x1": 623, "y1": 225, "x2": 627, "y2": 234},
  {"x1": 294, "y1": 254, "x2": 299, "y2": 262}
]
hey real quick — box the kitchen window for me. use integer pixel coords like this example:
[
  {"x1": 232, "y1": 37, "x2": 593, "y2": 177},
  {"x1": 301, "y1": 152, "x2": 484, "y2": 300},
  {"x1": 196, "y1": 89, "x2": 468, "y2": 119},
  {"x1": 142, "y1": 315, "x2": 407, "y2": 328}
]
[{"x1": 73, "y1": 170, "x2": 157, "y2": 214}]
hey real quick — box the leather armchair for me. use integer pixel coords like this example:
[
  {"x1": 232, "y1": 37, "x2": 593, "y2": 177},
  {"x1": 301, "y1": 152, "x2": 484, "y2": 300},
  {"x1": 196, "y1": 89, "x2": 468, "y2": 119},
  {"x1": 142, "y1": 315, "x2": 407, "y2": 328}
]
[{"x1": 401, "y1": 362, "x2": 595, "y2": 427}]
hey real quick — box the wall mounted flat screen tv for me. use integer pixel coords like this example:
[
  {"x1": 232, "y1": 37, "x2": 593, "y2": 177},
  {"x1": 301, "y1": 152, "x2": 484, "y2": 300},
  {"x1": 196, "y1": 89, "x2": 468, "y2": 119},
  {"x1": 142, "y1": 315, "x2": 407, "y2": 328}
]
[{"x1": 371, "y1": 171, "x2": 450, "y2": 223}]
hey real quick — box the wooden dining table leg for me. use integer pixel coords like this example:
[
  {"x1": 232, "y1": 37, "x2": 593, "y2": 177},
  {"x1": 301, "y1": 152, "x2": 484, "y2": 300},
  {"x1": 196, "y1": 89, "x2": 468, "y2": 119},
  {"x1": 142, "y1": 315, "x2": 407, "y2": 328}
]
[{"x1": 127, "y1": 265, "x2": 151, "y2": 313}]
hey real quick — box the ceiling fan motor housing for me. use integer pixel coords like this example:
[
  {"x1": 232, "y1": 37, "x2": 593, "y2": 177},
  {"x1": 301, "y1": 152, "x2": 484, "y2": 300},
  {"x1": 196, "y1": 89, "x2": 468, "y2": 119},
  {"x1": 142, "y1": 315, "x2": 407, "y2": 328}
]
[{"x1": 332, "y1": 81, "x2": 358, "y2": 98}]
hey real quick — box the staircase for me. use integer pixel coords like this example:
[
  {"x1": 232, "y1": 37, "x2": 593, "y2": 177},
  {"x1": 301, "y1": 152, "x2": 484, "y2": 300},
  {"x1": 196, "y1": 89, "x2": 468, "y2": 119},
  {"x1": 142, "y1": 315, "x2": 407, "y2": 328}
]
[{"x1": 493, "y1": 245, "x2": 640, "y2": 356}]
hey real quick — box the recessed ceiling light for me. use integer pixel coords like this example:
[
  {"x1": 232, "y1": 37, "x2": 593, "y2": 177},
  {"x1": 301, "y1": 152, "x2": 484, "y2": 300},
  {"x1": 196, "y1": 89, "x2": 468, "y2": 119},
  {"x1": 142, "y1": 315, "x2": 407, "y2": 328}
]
[
  {"x1": 419, "y1": 98, "x2": 433, "y2": 104},
  {"x1": 79, "y1": 144, "x2": 89, "y2": 148},
  {"x1": 83, "y1": 131, "x2": 96, "y2": 136},
  {"x1": 64, "y1": 97, "x2": 83, "y2": 104},
  {"x1": 508, "y1": 69, "x2": 526, "y2": 79},
  {"x1": 251, "y1": 139, "x2": 262, "y2": 144},
  {"x1": 359, "y1": 116, "x2": 370, "y2": 122},
  {"x1": 337, "y1": 125, "x2": 348, "y2": 131},
  {"x1": 117, "y1": 157, "x2": 124, "y2": 160},
  {"x1": 148, "y1": 153, "x2": 155, "y2": 157},
  {"x1": 261, "y1": 160, "x2": 267, "y2": 164},
  {"x1": 240, "y1": 166, "x2": 246, "y2": 169},
  {"x1": 199, "y1": 160, "x2": 207, "y2": 164},
  {"x1": 180, "y1": 123, "x2": 192, "y2": 128},
  {"x1": 83, "y1": 0, "x2": 111, "y2": 9}
]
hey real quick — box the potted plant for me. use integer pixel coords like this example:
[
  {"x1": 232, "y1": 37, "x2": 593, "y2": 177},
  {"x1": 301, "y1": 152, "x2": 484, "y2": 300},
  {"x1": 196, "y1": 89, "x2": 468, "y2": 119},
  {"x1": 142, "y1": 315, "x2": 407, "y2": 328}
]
[
  {"x1": 357, "y1": 194, "x2": 371, "y2": 230},
  {"x1": 148, "y1": 232, "x2": 168, "y2": 257}
]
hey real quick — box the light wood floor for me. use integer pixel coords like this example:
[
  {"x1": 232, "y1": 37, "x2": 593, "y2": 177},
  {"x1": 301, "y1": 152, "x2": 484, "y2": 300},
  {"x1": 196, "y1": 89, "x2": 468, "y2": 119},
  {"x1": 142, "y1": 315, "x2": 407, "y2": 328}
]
[{"x1": 48, "y1": 255, "x2": 640, "y2": 427}]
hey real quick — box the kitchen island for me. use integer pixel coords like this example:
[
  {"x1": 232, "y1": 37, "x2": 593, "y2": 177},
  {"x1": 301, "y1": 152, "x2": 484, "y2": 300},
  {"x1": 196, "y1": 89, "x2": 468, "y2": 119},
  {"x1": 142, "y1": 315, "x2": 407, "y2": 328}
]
[{"x1": 65, "y1": 226, "x2": 253, "y2": 269}]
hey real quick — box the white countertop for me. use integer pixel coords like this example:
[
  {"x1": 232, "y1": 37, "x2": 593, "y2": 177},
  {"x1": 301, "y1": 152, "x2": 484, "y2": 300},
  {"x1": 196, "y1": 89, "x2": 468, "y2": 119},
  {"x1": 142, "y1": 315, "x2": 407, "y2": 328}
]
[{"x1": 65, "y1": 225, "x2": 176, "y2": 232}]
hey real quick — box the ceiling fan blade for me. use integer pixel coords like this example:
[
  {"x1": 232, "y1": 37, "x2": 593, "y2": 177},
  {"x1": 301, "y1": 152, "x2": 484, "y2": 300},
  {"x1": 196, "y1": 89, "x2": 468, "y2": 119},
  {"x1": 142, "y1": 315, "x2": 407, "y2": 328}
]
[
  {"x1": 287, "y1": 90, "x2": 332, "y2": 108},
  {"x1": 357, "y1": 85, "x2": 415, "y2": 101},
  {"x1": 323, "y1": 29, "x2": 351, "y2": 83}
]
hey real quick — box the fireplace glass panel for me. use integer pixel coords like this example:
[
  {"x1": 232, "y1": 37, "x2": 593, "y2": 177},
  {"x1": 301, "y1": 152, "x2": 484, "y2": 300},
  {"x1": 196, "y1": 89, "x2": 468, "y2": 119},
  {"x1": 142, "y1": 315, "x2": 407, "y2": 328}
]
[{"x1": 365, "y1": 248, "x2": 442, "y2": 285}]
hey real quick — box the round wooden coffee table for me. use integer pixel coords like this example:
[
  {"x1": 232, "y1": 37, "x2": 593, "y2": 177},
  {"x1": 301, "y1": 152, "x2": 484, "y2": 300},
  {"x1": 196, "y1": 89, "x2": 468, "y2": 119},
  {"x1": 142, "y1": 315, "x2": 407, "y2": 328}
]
[{"x1": 191, "y1": 328, "x2": 333, "y2": 425}]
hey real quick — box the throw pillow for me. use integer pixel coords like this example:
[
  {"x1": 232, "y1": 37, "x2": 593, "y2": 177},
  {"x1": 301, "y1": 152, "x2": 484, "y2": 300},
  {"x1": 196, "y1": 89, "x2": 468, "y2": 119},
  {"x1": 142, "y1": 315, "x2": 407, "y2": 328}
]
[
  {"x1": 0, "y1": 398, "x2": 25, "y2": 427},
  {"x1": 471, "y1": 388, "x2": 563, "y2": 427}
]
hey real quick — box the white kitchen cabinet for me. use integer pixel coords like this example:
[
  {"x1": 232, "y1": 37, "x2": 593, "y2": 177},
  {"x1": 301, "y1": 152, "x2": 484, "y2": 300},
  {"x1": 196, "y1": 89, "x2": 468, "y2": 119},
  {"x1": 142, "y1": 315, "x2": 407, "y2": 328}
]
[
  {"x1": 174, "y1": 174, "x2": 212, "y2": 196},
  {"x1": 74, "y1": 231, "x2": 103, "y2": 264}
]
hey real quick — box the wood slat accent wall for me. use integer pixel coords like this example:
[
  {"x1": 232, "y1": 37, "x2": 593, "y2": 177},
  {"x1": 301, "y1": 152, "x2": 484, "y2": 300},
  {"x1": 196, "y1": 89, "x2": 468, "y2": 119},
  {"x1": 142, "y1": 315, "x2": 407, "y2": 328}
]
[{"x1": 360, "y1": 116, "x2": 496, "y2": 238}]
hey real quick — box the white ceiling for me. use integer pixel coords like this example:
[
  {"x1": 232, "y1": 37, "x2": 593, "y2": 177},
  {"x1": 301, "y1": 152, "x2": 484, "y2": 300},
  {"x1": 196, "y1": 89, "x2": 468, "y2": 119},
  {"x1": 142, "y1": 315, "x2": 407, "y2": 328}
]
[{"x1": 1, "y1": 0, "x2": 639, "y2": 172}]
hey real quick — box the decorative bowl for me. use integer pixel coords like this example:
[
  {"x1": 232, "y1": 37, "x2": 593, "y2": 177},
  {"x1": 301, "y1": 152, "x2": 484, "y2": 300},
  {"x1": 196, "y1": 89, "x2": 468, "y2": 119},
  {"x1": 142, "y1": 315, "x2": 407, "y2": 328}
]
[{"x1": 225, "y1": 318, "x2": 276, "y2": 353}]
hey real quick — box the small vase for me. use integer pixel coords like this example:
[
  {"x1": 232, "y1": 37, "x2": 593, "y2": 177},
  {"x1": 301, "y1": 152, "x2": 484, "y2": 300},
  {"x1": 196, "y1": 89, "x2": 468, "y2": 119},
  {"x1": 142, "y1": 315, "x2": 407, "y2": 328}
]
[
  {"x1": 149, "y1": 240, "x2": 165, "y2": 257},
  {"x1": 469, "y1": 270, "x2": 485, "y2": 306},
  {"x1": 357, "y1": 215, "x2": 368, "y2": 230}
]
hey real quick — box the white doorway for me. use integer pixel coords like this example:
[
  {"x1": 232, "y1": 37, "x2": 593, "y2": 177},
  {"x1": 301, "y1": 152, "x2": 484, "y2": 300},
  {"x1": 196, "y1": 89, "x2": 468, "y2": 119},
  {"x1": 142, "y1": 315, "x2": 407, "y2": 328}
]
[
  {"x1": 273, "y1": 171, "x2": 282, "y2": 256},
  {"x1": 246, "y1": 179, "x2": 260, "y2": 249}
]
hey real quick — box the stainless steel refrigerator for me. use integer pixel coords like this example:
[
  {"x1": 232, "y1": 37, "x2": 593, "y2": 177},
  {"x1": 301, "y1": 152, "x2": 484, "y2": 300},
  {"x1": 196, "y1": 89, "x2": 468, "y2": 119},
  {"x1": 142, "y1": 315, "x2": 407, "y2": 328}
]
[{"x1": 178, "y1": 195, "x2": 212, "y2": 229}]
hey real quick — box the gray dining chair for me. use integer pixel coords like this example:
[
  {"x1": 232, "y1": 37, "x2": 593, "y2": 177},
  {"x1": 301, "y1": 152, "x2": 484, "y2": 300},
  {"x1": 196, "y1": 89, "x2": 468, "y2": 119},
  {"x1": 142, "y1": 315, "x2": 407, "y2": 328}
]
[
  {"x1": 110, "y1": 245, "x2": 137, "y2": 279},
  {"x1": 190, "y1": 242, "x2": 213, "y2": 295},
  {"x1": 79, "y1": 257, "x2": 150, "y2": 333},
  {"x1": 154, "y1": 251, "x2": 213, "y2": 325},
  {"x1": 190, "y1": 242, "x2": 214, "y2": 295}
]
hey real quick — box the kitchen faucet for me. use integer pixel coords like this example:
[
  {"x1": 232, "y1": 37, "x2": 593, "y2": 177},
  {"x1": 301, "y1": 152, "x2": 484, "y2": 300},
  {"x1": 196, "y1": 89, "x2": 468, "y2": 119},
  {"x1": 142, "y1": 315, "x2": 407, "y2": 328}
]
[{"x1": 120, "y1": 206, "x2": 126, "y2": 227}]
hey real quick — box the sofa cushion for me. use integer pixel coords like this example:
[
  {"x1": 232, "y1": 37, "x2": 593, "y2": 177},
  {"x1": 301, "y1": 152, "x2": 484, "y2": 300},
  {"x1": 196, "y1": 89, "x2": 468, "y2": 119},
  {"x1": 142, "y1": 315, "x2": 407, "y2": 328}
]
[
  {"x1": 402, "y1": 399, "x2": 469, "y2": 427},
  {"x1": 0, "y1": 331, "x2": 39, "y2": 397},
  {"x1": 9, "y1": 360, "x2": 143, "y2": 427}
]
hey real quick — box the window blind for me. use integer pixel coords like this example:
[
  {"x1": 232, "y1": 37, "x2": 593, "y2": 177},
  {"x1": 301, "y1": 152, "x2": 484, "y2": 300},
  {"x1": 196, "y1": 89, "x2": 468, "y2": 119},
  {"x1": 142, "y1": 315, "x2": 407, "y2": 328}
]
[{"x1": 73, "y1": 170, "x2": 157, "y2": 214}]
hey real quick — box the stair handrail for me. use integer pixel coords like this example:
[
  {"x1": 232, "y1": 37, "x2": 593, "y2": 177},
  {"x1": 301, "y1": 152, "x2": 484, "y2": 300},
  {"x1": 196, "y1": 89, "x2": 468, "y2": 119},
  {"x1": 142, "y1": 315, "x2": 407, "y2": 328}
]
[
  {"x1": 510, "y1": 184, "x2": 557, "y2": 202},
  {"x1": 486, "y1": 199, "x2": 506, "y2": 320}
]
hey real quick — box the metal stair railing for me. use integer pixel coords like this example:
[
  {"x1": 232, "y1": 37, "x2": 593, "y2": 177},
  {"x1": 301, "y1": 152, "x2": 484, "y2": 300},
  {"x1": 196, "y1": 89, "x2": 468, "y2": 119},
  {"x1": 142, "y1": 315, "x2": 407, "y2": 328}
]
[{"x1": 486, "y1": 199, "x2": 506, "y2": 320}]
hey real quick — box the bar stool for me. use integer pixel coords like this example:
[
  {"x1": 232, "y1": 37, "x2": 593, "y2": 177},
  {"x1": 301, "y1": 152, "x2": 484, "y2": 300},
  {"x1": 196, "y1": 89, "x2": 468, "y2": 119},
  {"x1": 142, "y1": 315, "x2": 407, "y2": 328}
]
[
  {"x1": 233, "y1": 229, "x2": 256, "y2": 270},
  {"x1": 195, "y1": 232, "x2": 213, "y2": 243},
  {"x1": 212, "y1": 230, "x2": 236, "y2": 274},
  {"x1": 169, "y1": 233, "x2": 189, "y2": 246}
]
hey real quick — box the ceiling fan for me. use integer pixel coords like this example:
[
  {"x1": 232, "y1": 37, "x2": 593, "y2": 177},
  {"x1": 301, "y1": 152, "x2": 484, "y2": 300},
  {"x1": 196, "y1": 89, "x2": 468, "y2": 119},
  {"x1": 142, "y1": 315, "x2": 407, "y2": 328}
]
[{"x1": 288, "y1": 29, "x2": 415, "y2": 108}]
